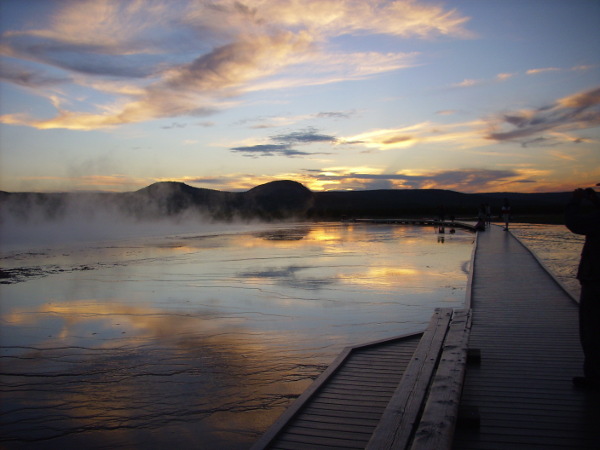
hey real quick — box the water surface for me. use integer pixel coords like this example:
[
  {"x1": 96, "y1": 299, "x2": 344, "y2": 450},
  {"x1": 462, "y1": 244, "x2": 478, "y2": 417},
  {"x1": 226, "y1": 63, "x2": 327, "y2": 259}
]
[
  {"x1": 510, "y1": 223, "x2": 584, "y2": 299},
  {"x1": 1, "y1": 223, "x2": 474, "y2": 449}
]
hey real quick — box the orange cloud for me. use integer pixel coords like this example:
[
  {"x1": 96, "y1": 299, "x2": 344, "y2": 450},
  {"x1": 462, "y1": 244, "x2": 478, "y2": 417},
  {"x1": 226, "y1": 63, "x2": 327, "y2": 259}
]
[{"x1": 0, "y1": 0, "x2": 471, "y2": 130}]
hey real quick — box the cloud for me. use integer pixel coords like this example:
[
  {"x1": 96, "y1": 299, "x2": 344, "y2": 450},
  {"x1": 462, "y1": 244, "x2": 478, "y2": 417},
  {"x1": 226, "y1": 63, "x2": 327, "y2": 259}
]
[
  {"x1": 19, "y1": 174, "x2": 152, "y2": 191},
  {"x1": 306, "y1": 167, "x2": 529, "y2": 192},
  {"x1": 0, "y1": 63, "x2": 68, "y2": 87},
  {"x1": 238, "y1": 110, "x2": 356, "y2": 129},
  {"x1": 526, "y1": 67, "x2": 559, "y2": 76},
  {"x1": 0, "y1": 0, "x2": 471, "y2": 130},
  {"x1": 161, "y1": 122, "x2": 187, "y2": 129},
  {"x1": 230, "y1": 144, "x2": 311, "y2": 158},
  {"x1": 449, "y1": 72, "x2": 515, "y2": 89},
  {"x1": 435, "y1": 109, "x2": 458, "y2": 116},
  {"x1": 316, "y1": 111, "x2": 354, "y2": 120},
  {"x1": 486, "y1": 86, "x2": 600, "y2": 143},
  {"x1": 496, "y1": 72, "x2": 515, "y2": 81},
  {"x1": 343, "y1": 119, "x2": 489, "y2": 150},
  {"x1": 230, "y1": 127, "x2": 338, "y2": 157},
  {"x1": 526, "y1": 65, "x2": 596, "y2": 76},
  {"x1": 452, "y1": 78, "x2": 481, "y2": 88},
  {"x1": 271, "y1": 128, "x2": 337, "y2": 144}
]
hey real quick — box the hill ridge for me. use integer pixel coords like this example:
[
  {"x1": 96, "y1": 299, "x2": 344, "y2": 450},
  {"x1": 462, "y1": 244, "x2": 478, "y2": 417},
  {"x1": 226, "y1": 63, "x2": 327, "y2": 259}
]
[{"x1": 0, "y1": 180, "x2": 571, "y2": 223}]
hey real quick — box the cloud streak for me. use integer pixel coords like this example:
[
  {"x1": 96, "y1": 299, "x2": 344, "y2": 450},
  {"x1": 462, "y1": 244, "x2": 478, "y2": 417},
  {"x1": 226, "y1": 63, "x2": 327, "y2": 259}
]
[
  {"x1": 342, "y1": 119, "x2": 489, "y2": 151},
  {"x1": 487, "y1": 86, "x2": 600, "y2": 143},
  {"x1": 0, "y1": 0, "x2": 471, "y2": 130},
  {"x1": 230, "y1": 144, "x2": 312, "y2": 158},
  {"x1": 302, "y1": 167, "x2": 531, "y2": 192},
  {"x1": 230, "y1": 127, "x2": 337, "y2": 157}
]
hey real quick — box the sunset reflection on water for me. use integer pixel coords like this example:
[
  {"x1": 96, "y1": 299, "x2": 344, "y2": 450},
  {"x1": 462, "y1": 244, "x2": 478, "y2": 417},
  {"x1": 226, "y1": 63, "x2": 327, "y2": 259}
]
[{"x1": 1, "y1": 223, "x2": 473, "y2": 449}]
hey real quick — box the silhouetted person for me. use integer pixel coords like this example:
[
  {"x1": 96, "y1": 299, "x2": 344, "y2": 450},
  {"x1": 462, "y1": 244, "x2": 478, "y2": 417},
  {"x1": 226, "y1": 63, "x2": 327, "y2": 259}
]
[
  {"x1": 475, "y1": 204, "x2": 486, "y2": 231},
  {"x1": 501, "y1": 198, "x2": 511, "y2": 231},
  {"x1": 565, "y1": 185, "x2": 600, "y2": 389},
  {"x1": 438, "y1": 204, "x2": 446, "y2": 234}
]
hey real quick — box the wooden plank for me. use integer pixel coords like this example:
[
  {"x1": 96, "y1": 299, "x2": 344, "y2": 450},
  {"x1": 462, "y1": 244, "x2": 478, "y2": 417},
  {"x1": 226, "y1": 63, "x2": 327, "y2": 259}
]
[
  {"x1": 317, "y1": 391, "x2": 393, "y2": 402},
  {"x1": 252, "y1": 332, "x2": 422, "y2": 450},
  {"x1": 319, "y1": 384, "x2": 398, "y2": 395},
  {"x1": 410, "y1": 309, "x2": 471, "y2": 450},
  {"x1": 283, "y1": 424, "x2": 371, "y2": 441},
  {"x1": 292, "y1": 418, "x2": 375, "y2": 434},
  {"x1": 307, "y1": 401, "x2": 386, "y2": 415},
  {"x1": 366, "y1": 308, "x2": 453, "y2": 450},
  {"x1": 250, "y1": 346, "x2": 354, "y2": 450},
  {"x1": 302, "y1": 406, "x2": 381, "y2": 425},
  {"x1": 272, "y1": 432, "x2": 367, "y2": 449},
  {"x1": 452, "y1": 225, "x2": 598, "y2": 450}
]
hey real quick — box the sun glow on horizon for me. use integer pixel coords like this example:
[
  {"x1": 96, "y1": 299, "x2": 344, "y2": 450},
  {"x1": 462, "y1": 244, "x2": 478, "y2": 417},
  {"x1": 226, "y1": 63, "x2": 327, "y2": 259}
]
[{"x1": 1, "y1": 0, "x2": 599, "y2": 194}]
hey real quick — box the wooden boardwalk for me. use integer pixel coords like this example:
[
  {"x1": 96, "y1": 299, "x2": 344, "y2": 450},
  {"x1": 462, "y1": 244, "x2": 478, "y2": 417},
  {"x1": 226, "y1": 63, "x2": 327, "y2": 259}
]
[
  {"x1": 453, "y1": 225, "x2": 599, "y2": 449},
  {"x1": 253, "y1": 223, "x2": 599, "y2": 449},
  {"x1": 352, "y1": 218, "x2": 477, "y2": 232},
  {"x1": 251, "y1": 333, "x2": 422, "y2": 449}
]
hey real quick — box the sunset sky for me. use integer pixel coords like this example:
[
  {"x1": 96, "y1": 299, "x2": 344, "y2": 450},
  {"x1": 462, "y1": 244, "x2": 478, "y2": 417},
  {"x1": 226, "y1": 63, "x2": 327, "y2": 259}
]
[{"x1": 1, "y1": 0, "x2": 599, "y2": 193}]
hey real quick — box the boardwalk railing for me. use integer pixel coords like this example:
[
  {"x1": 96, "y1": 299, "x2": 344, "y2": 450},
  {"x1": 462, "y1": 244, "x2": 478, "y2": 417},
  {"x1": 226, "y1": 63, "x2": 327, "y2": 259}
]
[
  {"x1": 367, "y1": 308, "x2": 472, "y2": 450},
  {"x1": 252, "y1": 307, "x2": 472, "y2": 450},
  {"x1": 351, "y1": 218, "x2": 477, "y2": 232}
]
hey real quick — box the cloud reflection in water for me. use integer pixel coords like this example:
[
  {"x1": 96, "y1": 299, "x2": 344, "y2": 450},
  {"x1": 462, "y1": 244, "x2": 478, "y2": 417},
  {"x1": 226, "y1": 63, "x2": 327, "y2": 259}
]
[{"x1": 0, "y1": 223, "x2": 473, "y2": 449}]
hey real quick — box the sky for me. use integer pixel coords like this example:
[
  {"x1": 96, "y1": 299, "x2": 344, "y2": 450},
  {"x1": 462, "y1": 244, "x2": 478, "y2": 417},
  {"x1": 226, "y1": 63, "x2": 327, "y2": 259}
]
[{"x1": 0, "y1": 0, "x2": 599, "y2": 194}]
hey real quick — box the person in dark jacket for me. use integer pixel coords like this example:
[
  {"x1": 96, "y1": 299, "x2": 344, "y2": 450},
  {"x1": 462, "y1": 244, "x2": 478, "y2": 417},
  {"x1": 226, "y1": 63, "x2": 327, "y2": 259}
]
[{"x1": 565, "y1": 184, "x2": 600, "y2": 388}]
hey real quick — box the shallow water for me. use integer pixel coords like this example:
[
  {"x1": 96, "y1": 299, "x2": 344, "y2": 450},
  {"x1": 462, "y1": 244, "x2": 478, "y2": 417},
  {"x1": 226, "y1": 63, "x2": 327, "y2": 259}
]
[
  {"x1": 1, "y1": 222, "x2": 474, "y2": 449},
  {"x1": 509, "y1": 223, "x2": 584, "y2": 299}
]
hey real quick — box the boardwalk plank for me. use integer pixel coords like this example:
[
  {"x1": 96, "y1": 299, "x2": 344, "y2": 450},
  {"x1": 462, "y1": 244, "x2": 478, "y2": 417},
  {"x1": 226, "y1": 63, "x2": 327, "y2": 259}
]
[
  {"x1": 252, "y1": 333, "x2": 420, "y2": 450},
  {"x1": 411, "y1": 309, "x2": 471, "y2": 450},
  {"x1": 256, "y1": 223, "x2": 599, "y2": 450},
  {"x1": 292, "y1": 418, "x2": 375, "y2": 434},
  {"x1": 452, "y1": 225, "x2": 600, "y2": 450},
  {"x1": 299, "y1": 408, "x2": 382, "y2": 423},
  {"x1": 366, "y1": 309, "x2": 453, "y2": 450}
]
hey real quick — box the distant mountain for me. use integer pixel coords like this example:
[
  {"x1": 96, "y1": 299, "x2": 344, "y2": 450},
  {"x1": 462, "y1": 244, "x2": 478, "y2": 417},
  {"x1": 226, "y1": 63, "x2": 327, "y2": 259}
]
[
  {"x1": 0, "y1": 180, "x2": 315, "y2": 222},
  {"x1": 311, "y1": 189, "x2": 572, "y2": 220},
  {"x1": 0, "y1": 180, "x2": 571, "y2": 223}
]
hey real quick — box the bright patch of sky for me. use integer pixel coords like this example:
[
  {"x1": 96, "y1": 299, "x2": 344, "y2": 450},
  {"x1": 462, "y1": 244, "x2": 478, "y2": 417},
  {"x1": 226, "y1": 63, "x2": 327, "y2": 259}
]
[{"x1": 1, "y1": 0, "x2": 599, "y2": 193}]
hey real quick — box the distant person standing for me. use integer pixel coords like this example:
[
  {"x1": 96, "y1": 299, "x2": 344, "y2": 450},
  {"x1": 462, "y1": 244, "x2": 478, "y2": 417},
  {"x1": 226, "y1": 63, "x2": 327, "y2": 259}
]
[
  {"x1": 565, "y1": 184, "x2": 600, "y2": 389},
  {"x1": 501, "y1": 198, "x2": 511, "y2": 231}
]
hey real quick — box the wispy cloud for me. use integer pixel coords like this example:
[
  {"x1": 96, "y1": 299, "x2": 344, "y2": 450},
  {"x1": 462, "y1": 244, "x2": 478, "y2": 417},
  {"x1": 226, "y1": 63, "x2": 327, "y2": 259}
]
[
  {"x1": 342, "y1": 119, "x2": 489, "y2": 151},
  {"x1": 452, "y1": 78, "x2": 481, "y2": 88},
  {"x1": 526, "y1": 67, "x2": 561, "y2": 76},
  {"x1": 230, "y1": 144, "x2": 312, "y2": 158},
  {"x1": 238, "y1": 110, "x2": 357, "y2": 129},
  {"x1": 0, "y1": 63, "x2": 69, "y2": 87},
  {"x1": 486, "y1": 86, "x2": 600, "y2": 143},
  {"x1": 301, "y1": 167, "x2": 531, "y2": 192},
  {"x1": 449, "y1": 72, "x2": 515, "y2": 89},
  {"x1": 0, "y1": 0, "x2": 471, "y2": 130},
  {"x1": 272, "y1": 128, "x2": 337, "y2": 144},
  {"x1": 20, "y1": 174, "x2": 152, "y2": 192},
  {"x1": 230, "y1": 127, "x2": 337, "y2": 157},
  {"x1": 526, "y1": 65, "x2": 594, "y2": 76}
]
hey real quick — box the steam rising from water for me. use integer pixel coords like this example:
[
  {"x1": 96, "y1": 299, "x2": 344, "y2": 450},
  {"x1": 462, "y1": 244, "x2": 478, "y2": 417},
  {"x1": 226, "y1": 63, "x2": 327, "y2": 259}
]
[{"x1": 0, "y1": 191, "x2": 273, "y2": 253}]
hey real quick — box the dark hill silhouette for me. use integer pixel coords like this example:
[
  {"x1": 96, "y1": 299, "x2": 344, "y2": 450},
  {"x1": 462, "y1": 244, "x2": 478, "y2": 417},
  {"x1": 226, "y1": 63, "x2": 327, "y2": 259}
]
[
  {"x1": 244, "y1": 180, "x2": 314, "y2": 219},
  {"x1": 0, "y1": 180, "x2": 571, "y2": 223},
  {"x1": 125, "y1": 181, "x2": 236, "y2": 218},
  {"x1": 311, "y1": 189, "x2": 571, "y2": 220}
]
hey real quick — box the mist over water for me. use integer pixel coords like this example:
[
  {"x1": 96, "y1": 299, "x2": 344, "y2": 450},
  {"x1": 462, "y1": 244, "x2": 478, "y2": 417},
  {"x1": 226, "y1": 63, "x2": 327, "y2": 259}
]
[
  {"x1": 0, "y1": 190, "x2": 263, "y2": 253},
  {"x1": 1, "y1": 221, "x2": 475, "y2": 449}
]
